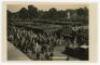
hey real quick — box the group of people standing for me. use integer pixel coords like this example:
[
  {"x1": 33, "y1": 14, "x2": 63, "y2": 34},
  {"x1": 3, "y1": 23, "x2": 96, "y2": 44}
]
[
  {"x1": 8, "y1": 24, "x2": 88, "y2": 60},
  {"x1": 8, "y1": 25, "x2": 62, "y2": 60}
]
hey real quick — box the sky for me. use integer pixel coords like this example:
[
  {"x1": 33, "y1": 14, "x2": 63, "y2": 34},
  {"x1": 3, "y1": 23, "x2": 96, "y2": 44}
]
[{"x1": 7, "y1": 2, "x2": 88, "y2": 12}]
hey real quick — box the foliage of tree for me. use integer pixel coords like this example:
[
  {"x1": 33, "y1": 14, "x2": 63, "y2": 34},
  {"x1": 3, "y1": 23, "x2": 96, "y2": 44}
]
[
  {"x1": 19, "y1": 7, "x2": 28, "y2": 19},
  {"x1": 7, "y1": 10, "x2": 12, "y2": 19},
  {"x1": 7, "y1": 5, "x2": 89, "y2": 24},
  {"x1": 76, "y1": 7, "x2": 88, "y2": 17},
  {"x1": 28, "y1": 5, "x2": 38, "y2": 18}
]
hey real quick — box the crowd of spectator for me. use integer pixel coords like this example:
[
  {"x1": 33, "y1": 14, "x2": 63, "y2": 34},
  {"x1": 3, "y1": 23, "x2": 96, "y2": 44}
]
[{"x1": 7, "y1": 24, "x2": 88, "y2": 60}]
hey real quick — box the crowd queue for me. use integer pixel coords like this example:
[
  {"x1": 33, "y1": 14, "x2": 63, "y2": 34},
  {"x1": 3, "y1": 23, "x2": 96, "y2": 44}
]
[{"x1": 7, "y1": 24, "x2": 88, "y2": 60}]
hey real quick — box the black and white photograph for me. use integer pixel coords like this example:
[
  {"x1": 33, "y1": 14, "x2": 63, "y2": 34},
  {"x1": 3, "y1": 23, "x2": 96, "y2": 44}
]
[{"x1": 6, "y1": 2, "x2": 89, "y2": 61}]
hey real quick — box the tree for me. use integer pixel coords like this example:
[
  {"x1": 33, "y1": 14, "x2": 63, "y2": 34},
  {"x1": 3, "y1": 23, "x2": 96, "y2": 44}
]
[
  {"x1": 47, "y1": 8, "x2": 57, "y2": 19},
  {"x1": 19, "y1": 7, "x2": 28, "y2": 19},
  {"x1": 83, "y1": 7, "x2": 88, "y2": 16},
  {"x1": 7, "y1": 10, "x2": 12, "y2": 19},
  {"x1": 57, "y1": 10, "x2": 66, "y2": 19},
  {"x1": 76, "y1": 7, "x2": 89, "y2": 24},
  {"x1": 7, "y1": 10, "x2": 13, "y2": 23},
  {"x1": 76, "y1": 7, "x2": 88, "y2": 17},
  {"x1": 28, "y1": 5, "x2": 38, "y2": 18}
]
